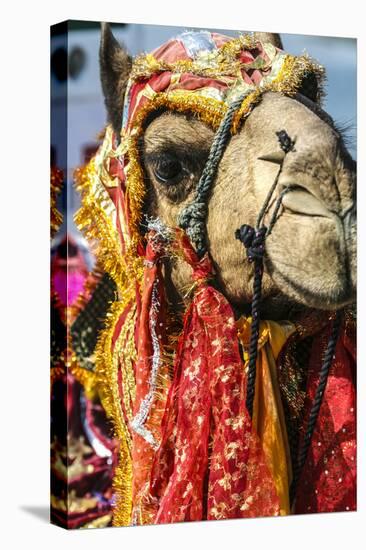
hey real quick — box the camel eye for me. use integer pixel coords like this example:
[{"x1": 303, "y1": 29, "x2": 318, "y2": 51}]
[{"x1": 152, "y1": 154, "x2": 185, "y2": 184}]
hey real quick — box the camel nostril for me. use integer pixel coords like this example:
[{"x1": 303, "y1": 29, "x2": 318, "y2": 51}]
[
  {"x1": 342, "y1": 207, "x2": 356, "y2": 236},
  {"x1": 278, "y1": 182, "x2": 311, "y2": 195}
]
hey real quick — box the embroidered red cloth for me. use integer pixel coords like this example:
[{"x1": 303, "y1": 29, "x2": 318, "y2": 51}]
[
  {"x1": 149, "y1": 235, "x2": 280, "y2": 522},
  {"x1": 295, "y1": 318, "x2": 356, "y2": 513}
]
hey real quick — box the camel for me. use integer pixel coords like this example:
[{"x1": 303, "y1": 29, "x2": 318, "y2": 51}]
[{"x1": 75, "y1": 24, "x2": 356, "y2": 526}]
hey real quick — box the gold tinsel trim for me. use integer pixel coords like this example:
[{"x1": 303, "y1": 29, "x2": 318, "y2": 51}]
[
  {"x1": 74, "y1": 143, "x2": 144, "y2": 297},
  {"x1": 232, "y1": 54, "x2": 325, "y2": 132},
  {"x1": 131, "y1": 34, "x2": 258, "y2": 81},
  {"x1": 219, "y1": 33, "x2": 258, "y2": 58},
  {"x1": 116, "y1": 307, "x2": 137, "y2": 422},
  {"x1": 74, "y1": 160, "x2": 127, "y2": 290},
  {"x1": 275, "y1": 53, "x2": 325, "y2": 103},
  {"x1": 132, "y1": 90, "x2": 227, "y2": 131},
  {"x1": 70, "y1": 360, "x2": 97, "y2": 400},
  {"x1": 94, "y1": 300, "x2": 134, "y2": 526}
]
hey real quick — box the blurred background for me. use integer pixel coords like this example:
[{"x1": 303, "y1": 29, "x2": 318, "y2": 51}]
[{"x1": 50, "y1": 20, "x2": 357, "y2": 244}]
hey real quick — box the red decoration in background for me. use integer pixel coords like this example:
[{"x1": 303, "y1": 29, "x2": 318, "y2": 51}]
[
  {"x1": 51, "y1": 234, "x2": 118, "y2": 529},
  {"x1": 295, "y1": 318, "x2": 356, "y2": 514}
]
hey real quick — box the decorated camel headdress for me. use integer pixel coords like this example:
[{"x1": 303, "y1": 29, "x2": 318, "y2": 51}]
[{"x1": 74, "y1": 30, "x2": 355, "y2": 526}]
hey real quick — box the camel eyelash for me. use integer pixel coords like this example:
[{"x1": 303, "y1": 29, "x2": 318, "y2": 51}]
[
  {"x1": 144, "y1": 150, "x2": 203, "y2": 184},
  {"x1": 144, "y1": 148, "x2": 204, "y2": 164}
]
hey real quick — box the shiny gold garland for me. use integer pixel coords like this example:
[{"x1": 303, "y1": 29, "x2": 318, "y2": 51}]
[
  {"x1": 131, "y1": 34, "x2": 258, "y2": 81},
  {"x1": 94, "y1": 300, "x2": 135, "y2": 526},
  {"x1": 275, "y1": 53, "x2": 325, "y2": 102},
  {"x1": 69, "y1": 356, "x2": 98, "y2": 399},
  {"x1": 118, "y1": 307, "x2": 137, "y2": 422},
  {"x1": 74, "y1": 160, "x2": 127, "y2": 291}
]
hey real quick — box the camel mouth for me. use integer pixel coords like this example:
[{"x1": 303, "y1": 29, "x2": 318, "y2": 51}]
[{"x1": 280, "y1": 185, "x2": 332, "y2": 218}]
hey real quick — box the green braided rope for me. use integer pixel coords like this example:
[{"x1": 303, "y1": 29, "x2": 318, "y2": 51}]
[{"x1": 179, "y1": 91, "x2": 252, "y2": 257}]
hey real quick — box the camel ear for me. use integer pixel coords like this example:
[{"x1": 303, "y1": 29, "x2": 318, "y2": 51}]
[
  {"x1": 100, "y1": 22, "x2": 132, "y2": 134},
  {"x1": 253, "y1": 32, "x2": 319, "y2": 102},
  {"x1": 298, "y1": 71, "x2": 320, "y2": 103},
  {"x1": 254, "y1": 32, "x2": 283, "y2": 50}
]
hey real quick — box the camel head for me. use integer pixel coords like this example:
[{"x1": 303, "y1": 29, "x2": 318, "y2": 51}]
[{"x1": 99, "y1": 24, "x2": 356, "y2": 320}]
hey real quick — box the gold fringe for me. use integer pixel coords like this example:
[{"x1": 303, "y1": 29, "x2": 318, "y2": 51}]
[
  {"x1": 131, "y1": 34, "x2": 258, "y2": 81},
  {"x1": 274, "y1": 53, "x2": 325, "y2": 103},
  {"x1": 94, "y1": 300, "x2": 134, "y2": 526},
  {"x1": 70, "y1": 361, "x2": 97, "y2": 400},
  {"x1": 219, "y1": 33, "x2": 257, "y2": 59},
  {"x1": 132, "y1": 90, "x2": 227, "y2": 131},
  {"x1": 117, "y1": 308, "x2": 137, "y2": 422},
  {"x1": 74, "y1": 160, "x2": 127, "y2": 291},
  {"x1": 232, "y1": 54, "x2": 325, "y2": 133},
  {"x1": 74, "y1": 141, "x2": 145, "y2": 297}
]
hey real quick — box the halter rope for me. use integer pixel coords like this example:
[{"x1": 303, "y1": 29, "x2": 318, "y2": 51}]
[
  {"x1": 289, "y1": 309, "x2": 342, "y2": 507},
  {"x1": 179, "y1": 91, "x2": 252, "y2": 257}
]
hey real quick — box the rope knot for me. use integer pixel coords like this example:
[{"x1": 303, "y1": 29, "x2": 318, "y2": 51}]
[
  {"x1": 179, "y1": 202, "x2": 207, "y2": 257},
  {"x1": 179, "y1": 202, "x2": 206, "y2": 228},
  {"x1": 235, "y1": 225, "x2": 267, "y2": 262},
  {"x1": 276, "y1": 130, "x2": 295, "y2": 153},
  {"x1": 235, "y1": 224, "x2": 255, "y2": 247}
]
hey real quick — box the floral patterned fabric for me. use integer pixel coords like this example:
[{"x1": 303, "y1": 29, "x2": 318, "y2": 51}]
[
  {"x1": 148, "y1": 236, "x2": 281, "y2": 522},
  {"x1": 294, "y1": 317, "x2": 356, "y2": 513}
]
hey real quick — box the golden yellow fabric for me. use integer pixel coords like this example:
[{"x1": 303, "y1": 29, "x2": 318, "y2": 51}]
[{"x1": 236, "y1": 316, "x2": 296, "y2": 515}]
